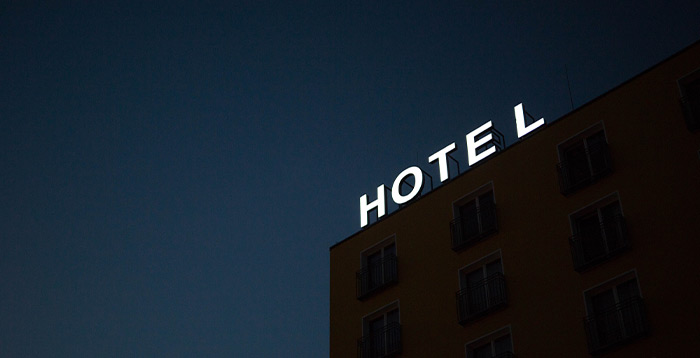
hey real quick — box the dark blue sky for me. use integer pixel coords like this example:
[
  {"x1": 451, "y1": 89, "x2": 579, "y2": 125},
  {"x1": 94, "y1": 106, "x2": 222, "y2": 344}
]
[{"x1": 1, "y1": 1, "x2": 698, "y2": 356}]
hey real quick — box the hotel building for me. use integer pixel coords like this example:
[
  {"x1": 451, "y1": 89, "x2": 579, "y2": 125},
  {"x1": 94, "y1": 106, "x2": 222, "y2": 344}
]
[{"x1": 329, "y1": 40, "x2": 700, "y2": 357}]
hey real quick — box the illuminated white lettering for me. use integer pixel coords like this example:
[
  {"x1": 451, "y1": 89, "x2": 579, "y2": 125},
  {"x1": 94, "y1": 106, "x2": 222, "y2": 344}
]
[
  {"x1": 466, "y1": 121, "x2": 496, "y2": 166},
  {"x1": 391, "y1": 166, "x2": 424, "y2": 205},
  {"x1": 514, "y1": 103, "x2": 545, "y2": 138},
  {"x1": 428, "y1": 142, "x2": 457, "y2": 182},
  {"x1": 358, "y1": 102, "x2": 548, "y2": 227},
  {"x1": 360, "y1": 185, "x2": 387, "y2": 228}
]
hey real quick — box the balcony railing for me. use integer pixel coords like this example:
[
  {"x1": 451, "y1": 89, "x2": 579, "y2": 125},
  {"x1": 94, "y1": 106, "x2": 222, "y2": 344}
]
[
  {"x1": 681, "y1": 95, "x2": 700, "y2": 132},
  {"x1": 450, "y1": 204, "x2": 498, "y2": 251},
  {"x1": 584, "y1": 296, "x2": 649, "y2": 354},
  {"x1": 457, "y1": 272, "x2": 507, "y2": 324},
  {"x1": 357, "y1": 322, "x2": 401, "y2": 358},
  {"x1": 492, "y1": 353, "x2": 515, "y2": 358},
  {"x1": 570, "y1": 214, "x2": 629, "y2": 271},
  {"x1": 356, "y1": 254, "x2": 398, "y2": 300},
  {"x1": 557, "y1": 142, "x2": 612, "y2": 195}
]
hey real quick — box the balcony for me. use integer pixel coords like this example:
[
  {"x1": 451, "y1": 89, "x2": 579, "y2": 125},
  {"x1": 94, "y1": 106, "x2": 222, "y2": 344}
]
[
  {"x1": 681, "y1": 95, "x2": 700, "y2": 131},
  {"x1": 450, "y1": 204, "x2": 498, "y2": 251},
  {"x1": 356, "y1": 254, "x2": 398, "y2": 300},
  {"x1": 556, "y1": 142, "x2": 612, "y2": 195},
  {"x1": 492, "y1": 353, "x2": 515, "y2": 358},
  {"x1": 457, "y1": 272, "x2": 507, "y2": 324},
  {"x1": 584, "y1": 296, "x2": 649, "y2": 354},
  {"x1": 357, "y1": 322, "x2": 401, "y2": 358},
  {"x1": 570, "y1": 214, "x2": 629, "y2": 272}
]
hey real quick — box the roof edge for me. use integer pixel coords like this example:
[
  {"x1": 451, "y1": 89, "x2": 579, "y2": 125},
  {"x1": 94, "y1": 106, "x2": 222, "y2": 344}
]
[{"x1": 330, "y1": 37, "x2": 700, "y2": 251}]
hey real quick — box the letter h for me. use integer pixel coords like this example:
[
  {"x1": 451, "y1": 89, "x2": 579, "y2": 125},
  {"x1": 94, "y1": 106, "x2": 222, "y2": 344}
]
[{"x1": 360, "y1": 184, "x2": 387, "y2": 228}]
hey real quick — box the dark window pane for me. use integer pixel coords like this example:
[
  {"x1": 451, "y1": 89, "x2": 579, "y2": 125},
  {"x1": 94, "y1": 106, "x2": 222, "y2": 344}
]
[
  {"x1": 383, "y1": 243, "x2": 396, "y2": 257},
  {"x1": 576, "y1": 212, "x2": 600, "y2": 235},
  {"x1": 367, "y1": 251, "x2": 381, "y2": 266},
  {"x1": 586, "y1": 131, "x2": 606, "y2": 147},
  {"x1": 367, "y1": 252, "x2": 382, "y2": 290},
  {"x1": 564, "y1": 142, "x2": 589, "y2": 185},
  {"x1": 591, "y1": 289, "x2": 615, "y2": 314},
  {"x1": 478, "y1": 191, "x2": 496, "y2": 233},
  {"x1": 459, "y1": 200, "x2": 480, "y2": 239},
  {"x1": 591, "y1": 289, "x2": 618, "y2": 347},
  {"x1": 686, "y1": 79, "x2": 700, "y2": 117},
  {"x1": 616, "y1": 279, "x2": 639, "y2": 302},
  {"x1": 369, "y1": 317, "x2": 384, "y2": 332},
  {"x1": 386, "y1": 309, "x2": 399, "y2": 324},
  {"x1": 493, "y1": 335, "x2": 512, "y2": 355},
  {"x1": 577, "y1": 213, "x2": 605, "y2": 261},
  {"x1": 600, "y1": 202, "x2": 623, "y2": 251},
  {"x1": 686, "y1": 78, "x2": 700, "y2": 96},
  {"x1": 466, "y1": 268, "x2": 484, "y2": 287},
  {"x1": 485, "y1": 259, "x2": 503, "y2": 276},
  {"x1": 600, "y1": 203, "x2": 621, "y2": 220},
  {"x1": 369, "y1": 317, "x2": 386, "y2": 356},
  {"x1": 466, "y1": 269, "x2": 487, "y2": 313},
  {"x1": 473, "y1": 343, "x2": 492, "y2": 358},
  {"x1": 587, "y1": 131, "x2": 609, "y2": 175},
  {"x1": 478, "y1": 191, "x2": 494, "y2": 207}
]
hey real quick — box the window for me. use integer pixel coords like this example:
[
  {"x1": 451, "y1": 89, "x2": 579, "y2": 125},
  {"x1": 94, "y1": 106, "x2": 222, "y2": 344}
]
[
  {"x1": 358, "y1": 303, "x2": 401, "y2": 358},
  {"x1": 466, "y1": 326, "x2": 514, "y2": 358},
  {"x1": 357, "y1": 239, "x2": 398, "y2": 299},
  {"x1": 556, "y1": 126, "x2": 612, "y2": 195},
  {"x1": 457, "y1": 252, "x2": 507, "y2": 324},
  {"x1": 679, "y1": 69, "x2": 700, "y2": 131},
  {"x1": 451, "y1": 186, "x2": 497, "y2": 251},
  {"x1": 569, "y1": 195, "x2": 629, "y2": 271},
  {"x1": 583, "y1": 273, "x2": 649, "y2": 354}
]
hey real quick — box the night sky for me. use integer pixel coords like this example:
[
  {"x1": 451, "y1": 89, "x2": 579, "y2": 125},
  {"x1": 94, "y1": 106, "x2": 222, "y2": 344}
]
[{"x1": 2, "y1": 1, "x2": 699, "y2": 356}]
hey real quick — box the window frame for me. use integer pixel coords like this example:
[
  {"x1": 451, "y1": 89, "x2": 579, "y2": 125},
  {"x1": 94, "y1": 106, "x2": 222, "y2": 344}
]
[
  {"x1": 450, "y1": 182, "x2": 498, "y2": 251},
  {"x1": 678, "y1": 67, "x2": 700, "y2": 131},
  {"x1": 582, "y1": 270, "x2": 649, "y2": 354},
  {"x1": 359, "y1": 300, "x2": 402, "y2": 358},
  {"x1": 464, "y1": 325, "x2": 514, "y2": 358},
  {"x1": 357, "y1": 236, "x2": 398, "y2": 300},
  {"x1": 556, "y1": 122, "x2": 613, "y2": 195},
  {"x1": 568, "y1": 192, "x2": 630, "y2": 271},
  {"x1": 582, "y1": 270, "x2": 642, "y2": 315},
  {"x1": 456, "y1": 250, "x2": 507, "y2": 324}
]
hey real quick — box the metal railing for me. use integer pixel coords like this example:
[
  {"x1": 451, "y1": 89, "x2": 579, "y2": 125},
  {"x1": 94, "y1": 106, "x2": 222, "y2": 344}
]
[
  {"x1": 356, "y1": 254, "x2": 398, "y2": 299},
  {"x1": 450, "y1": 204, "x2": 498, "y2": 251},
  {"x1": 681, "y1": 95, "x2": 700, "y2": 132},
  {"x1": 570, "y1": 214, "x2": 629, "y2": 271},
  {"x1": 457, "y1": 272, "x2": 507, "y2": 324},
  {"x1": 492, "y1": 352, "x2": 515, "y2": 358},
  {"x1": 357, "y1": 322, "x2": 401, "y2": 358},
  {"x1": 556, "y1": 142, "x2": 612, "y2": 195},
  {"x1": 584, "y1": 296, "x2": 649, "y2": 354}
]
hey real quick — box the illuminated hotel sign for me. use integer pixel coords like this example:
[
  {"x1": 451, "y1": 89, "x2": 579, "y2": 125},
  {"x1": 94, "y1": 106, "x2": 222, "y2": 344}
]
[{"x1": 359, "y1": 103, "x2": 545, "y2": 228}]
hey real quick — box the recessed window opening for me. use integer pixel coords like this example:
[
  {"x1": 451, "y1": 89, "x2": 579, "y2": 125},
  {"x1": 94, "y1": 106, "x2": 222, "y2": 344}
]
[
  {"x1": 451, "y1": 183, "x2": 497, "y2": 251},
  {"x1": 465, "y1": 325, "x2": 513, "y2": 358},
  {"x1": 457, "y1": 250, "x2": 507, "y2": 324},
  {"x1": 583, "y1": 271, "x2": 649, "y2": 354},
  {"x1": 359, "y1": 301, "x2": 401, "y2": 358},
  {"x1": 557, "y1": 123, "x2": 612, "y2": 195},
  {"x1": 679, "y1": 68, "x2": 700, "y2": 132},
  {"x1": 569, "y1": 193, "x2": 629, "y2": 271},
  {"x1": 357, "y1": 237, "x2": 398, "y2": 299}
]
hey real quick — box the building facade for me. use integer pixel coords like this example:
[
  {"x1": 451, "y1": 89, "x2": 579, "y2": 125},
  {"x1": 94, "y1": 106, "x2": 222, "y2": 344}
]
[{"x1": 330, "y1": 41, "x2": 700, "y2": 357}]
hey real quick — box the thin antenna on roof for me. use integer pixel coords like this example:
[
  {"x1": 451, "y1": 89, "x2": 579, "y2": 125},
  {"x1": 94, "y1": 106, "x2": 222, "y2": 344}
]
[{"x1": 565, "y1": 64, "x2": 574, "y2": 110}]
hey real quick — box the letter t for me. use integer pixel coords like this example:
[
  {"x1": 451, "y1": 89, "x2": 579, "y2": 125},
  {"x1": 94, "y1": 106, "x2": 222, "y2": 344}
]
[{"x1": 428, "y1": 142, "x2": 457, "y2": 182}]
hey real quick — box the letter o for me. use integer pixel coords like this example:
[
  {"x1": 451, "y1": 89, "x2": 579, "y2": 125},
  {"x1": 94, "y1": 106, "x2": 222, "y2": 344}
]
[{"x1": 392, "y1": 166, "x2": 424, "y2": 205}]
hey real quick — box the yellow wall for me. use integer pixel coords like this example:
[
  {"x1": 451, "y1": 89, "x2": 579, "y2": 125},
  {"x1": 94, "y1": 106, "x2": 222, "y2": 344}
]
[{"x1": 331, "y1": 42, "x2": 700, "y2": 357}]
